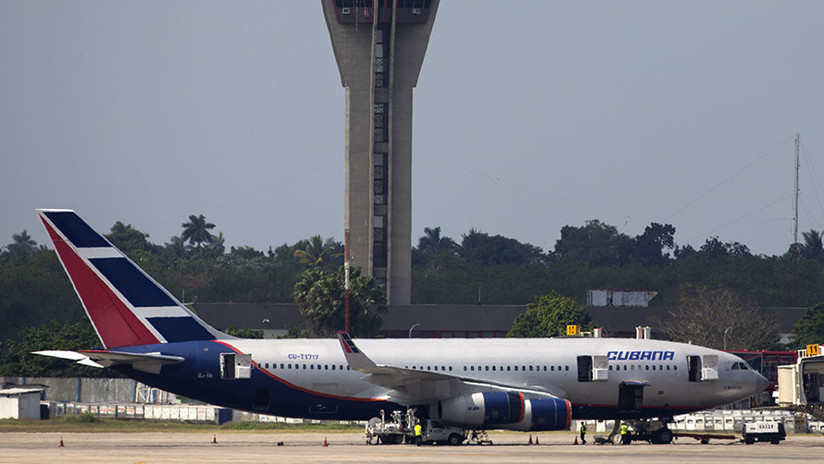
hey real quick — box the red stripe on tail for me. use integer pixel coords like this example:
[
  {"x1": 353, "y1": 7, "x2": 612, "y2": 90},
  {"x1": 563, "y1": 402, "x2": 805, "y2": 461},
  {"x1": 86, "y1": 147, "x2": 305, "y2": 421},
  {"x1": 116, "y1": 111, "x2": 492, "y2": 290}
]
[{"x1": 42, "y1": 218, "x2": 160, "y2": 348}]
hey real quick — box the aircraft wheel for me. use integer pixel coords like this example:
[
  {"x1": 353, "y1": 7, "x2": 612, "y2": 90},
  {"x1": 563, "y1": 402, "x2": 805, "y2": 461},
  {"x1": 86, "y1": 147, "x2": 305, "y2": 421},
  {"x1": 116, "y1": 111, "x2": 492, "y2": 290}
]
[
  {"x1": 447, "y1": 433, "x2": 462, "y2": 446},
  {"x1": 652, "y1": 428, "x2": 673, "y2": 445}
]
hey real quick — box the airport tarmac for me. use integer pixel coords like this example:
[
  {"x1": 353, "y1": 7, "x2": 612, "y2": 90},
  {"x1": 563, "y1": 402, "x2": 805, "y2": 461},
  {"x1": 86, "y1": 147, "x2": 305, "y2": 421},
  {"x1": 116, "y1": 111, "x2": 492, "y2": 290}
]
[{"x1": 0, "y1": 431, "x2": 821, "y2": 464}]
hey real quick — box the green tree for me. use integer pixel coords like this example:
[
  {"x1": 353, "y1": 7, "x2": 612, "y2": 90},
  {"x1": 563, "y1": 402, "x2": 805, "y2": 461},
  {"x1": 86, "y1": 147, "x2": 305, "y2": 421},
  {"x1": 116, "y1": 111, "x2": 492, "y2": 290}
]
[
  {"x1": 105, "y1": 222, "x2": 159, "y2": 255},
  {"x1": 4, "y1": 230, "x2": 40, "y2": 262},
  {"x1": 789, "y1": 302, "x2": 824, "y2": 349},
  {"x1": 459, "y1": 229, "x2": 545, "y2": 266},
  {"x1": 799, "y1": 230, "x2": 824, "y2": 261},
  {"x1": 659, "y1": 284, "x2": 779, "y2": 350},
  {"x1": 0, "y1": 319, "x2": 108, "y2": 377},
  {"x1": 181, "y1": 214, "x2": 216, "y2": 247},
  {"x1": 224, "y1": 326, "x2": 264, "y2": 339},
  {"x1": 633, "y1": 223, "x2": 676, "y2": 266},
  {"x1": 293, "y1": 266, "x2": 385, "y2": 337},
  {"x1": 553, "y1": 220, "x2": 632, "y2": 266},
  {"x1": 507, "y1": 291, "x2": 593, "y2": 337},
  {"x1": 294, "y1": 235, "x2": 340, "y2": 269},
  {"x1": 417, "y1": 227, "x2": 459, "y2": 255}
]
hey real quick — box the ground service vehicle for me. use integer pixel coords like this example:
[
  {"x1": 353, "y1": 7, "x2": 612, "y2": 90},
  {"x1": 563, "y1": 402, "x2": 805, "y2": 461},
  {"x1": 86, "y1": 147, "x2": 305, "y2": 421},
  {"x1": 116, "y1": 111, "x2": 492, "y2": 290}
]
[{"x1": 742, "y1": 422, "x2": 785, "y2": 445}]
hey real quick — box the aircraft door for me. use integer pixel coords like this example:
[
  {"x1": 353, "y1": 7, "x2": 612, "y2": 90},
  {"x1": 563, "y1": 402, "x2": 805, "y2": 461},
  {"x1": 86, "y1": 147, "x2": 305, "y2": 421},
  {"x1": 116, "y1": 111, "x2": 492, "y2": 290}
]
[
  {"x1": 617, "y1": 382, "x2": 644, "y2": 415},
  {"x1": 253, "y1": 388, "x2": 269, "y2": 411},
  {"x1": 577, "y1": 355, "x2": 609, "y2": 382},
  {"x1": 220, "y1": 353, "x2": 252, "y2": 380},
  {"x1": 687, "y1": 355, "x2": 718, "y2": 382},
  {"x1": 688, "y1": 356, "x2": 701, "y2": 382},
  {"x1": 577, "y1": 356, "x2": 593, "y2": 382}
]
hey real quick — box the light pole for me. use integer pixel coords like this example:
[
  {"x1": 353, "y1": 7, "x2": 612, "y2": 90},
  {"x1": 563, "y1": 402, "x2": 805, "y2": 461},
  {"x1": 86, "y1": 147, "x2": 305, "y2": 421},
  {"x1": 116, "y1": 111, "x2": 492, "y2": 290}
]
[
  {"x1": 723, "y1": 326, "x2": 733, "y2": 350},
  {"x1": 409, "y1": 323, "x2": 421, "y2": 339}
]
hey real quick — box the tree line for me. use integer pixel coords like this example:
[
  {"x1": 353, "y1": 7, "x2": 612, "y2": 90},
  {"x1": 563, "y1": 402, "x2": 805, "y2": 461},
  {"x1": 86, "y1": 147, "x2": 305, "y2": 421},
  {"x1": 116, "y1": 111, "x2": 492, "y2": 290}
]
[{"x1": 2, "y1": 215, "x2": 824, "y2": 372}]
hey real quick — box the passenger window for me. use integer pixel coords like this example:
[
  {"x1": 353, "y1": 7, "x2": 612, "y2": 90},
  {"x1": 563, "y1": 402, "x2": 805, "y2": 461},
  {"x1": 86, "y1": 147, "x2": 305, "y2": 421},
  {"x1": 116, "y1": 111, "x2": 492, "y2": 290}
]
[{"x1": 280, "y1": 364, "x2": 284, "y2": 369}]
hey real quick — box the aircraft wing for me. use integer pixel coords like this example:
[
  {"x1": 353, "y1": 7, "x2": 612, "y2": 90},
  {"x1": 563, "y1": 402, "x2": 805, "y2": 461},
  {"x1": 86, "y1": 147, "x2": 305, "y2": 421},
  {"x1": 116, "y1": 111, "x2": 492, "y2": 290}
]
[
  {"x1": 33, "y1": 349, "x2": 185, "y2": 375},
  {"x1": 336, "y1": 333, "x2": 566, "y2": 404}
]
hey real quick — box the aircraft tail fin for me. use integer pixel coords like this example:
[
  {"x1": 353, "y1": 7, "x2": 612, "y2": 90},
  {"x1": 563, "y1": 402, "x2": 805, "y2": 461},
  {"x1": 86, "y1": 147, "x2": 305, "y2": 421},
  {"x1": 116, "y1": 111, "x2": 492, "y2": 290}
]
[{"x1": 37, "y1": 209, "x2": 227, "y2": 349}]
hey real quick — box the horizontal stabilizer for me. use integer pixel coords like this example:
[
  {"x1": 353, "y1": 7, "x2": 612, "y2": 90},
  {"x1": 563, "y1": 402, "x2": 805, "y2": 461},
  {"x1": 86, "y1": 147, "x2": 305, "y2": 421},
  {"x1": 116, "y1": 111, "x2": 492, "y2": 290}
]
[{"x1": 33, "y1": 349, "x2": 184, "y2": 375}]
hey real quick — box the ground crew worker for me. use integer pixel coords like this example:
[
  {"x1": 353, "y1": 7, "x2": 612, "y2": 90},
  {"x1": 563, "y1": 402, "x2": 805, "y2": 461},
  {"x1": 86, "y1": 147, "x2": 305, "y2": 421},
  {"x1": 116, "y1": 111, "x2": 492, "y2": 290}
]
[
  {"x1": 620, "y1": 423, "x2": 629, "y2": 445},
  {"x1": 414, "y1": 422, "x2": 422, "y2": 446},
  {"x1": 579, "y1": 421, "x2": 587, "y2": 444}
]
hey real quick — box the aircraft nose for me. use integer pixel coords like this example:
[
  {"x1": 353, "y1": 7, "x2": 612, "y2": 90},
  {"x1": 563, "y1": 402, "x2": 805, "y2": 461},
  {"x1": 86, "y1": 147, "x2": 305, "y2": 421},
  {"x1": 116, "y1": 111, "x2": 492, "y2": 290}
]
[{"x1": 753, "y1": 372, "x2": 770, "y2": 394}]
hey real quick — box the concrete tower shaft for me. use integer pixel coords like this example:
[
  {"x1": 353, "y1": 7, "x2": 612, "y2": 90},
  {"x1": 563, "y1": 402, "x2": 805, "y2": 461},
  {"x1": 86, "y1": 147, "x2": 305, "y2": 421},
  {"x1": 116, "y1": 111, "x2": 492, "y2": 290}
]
[{"x1": 322, "y1": 0, "x2": 439, "y2": 304}]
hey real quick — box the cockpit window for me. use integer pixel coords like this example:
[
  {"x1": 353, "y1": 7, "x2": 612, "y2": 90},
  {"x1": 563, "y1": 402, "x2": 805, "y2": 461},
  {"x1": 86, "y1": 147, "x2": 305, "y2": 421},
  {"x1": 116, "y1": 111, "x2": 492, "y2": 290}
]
[{"x1": 731, "y1": 362, "x2": 749, "y2": 370}]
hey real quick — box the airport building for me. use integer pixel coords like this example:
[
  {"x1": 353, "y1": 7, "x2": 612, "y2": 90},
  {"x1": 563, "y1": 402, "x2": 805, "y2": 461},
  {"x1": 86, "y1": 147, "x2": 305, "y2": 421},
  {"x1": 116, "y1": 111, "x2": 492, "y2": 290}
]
[{"x1": 321, "y1": 1, "x2": 440, "y2": 304}]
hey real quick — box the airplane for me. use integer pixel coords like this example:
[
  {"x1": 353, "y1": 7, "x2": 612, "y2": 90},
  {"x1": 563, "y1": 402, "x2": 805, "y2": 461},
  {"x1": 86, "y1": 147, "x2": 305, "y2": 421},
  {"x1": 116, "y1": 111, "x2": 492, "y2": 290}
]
[{"x1": 34, "y1": 209, "x2": 769, "y2": 443}]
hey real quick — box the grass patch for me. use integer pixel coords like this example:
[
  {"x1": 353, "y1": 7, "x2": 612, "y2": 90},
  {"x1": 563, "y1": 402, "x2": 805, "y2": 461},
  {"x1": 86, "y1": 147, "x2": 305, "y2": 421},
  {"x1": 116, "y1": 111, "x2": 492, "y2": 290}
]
[
  {"x1": 0, "y1": 418, "x2": 362, "y2": 433},
  {"x1": 60, "y1": 412, "x2": 99, "y2": 423}
]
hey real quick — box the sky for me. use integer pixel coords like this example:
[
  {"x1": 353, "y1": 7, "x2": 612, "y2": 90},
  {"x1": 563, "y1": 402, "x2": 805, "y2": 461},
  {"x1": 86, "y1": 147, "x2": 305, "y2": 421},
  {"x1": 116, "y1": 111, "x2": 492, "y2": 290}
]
[{"x1": 2, "y1": 1, "x2": 824, "y2": 257}]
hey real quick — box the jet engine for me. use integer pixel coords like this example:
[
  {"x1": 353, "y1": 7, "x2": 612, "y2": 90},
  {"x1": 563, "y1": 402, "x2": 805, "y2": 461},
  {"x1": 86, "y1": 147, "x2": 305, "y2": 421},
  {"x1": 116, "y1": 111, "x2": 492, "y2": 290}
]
[{"x1": 438, "y1": 391, "x2": 571, "y2": 431}]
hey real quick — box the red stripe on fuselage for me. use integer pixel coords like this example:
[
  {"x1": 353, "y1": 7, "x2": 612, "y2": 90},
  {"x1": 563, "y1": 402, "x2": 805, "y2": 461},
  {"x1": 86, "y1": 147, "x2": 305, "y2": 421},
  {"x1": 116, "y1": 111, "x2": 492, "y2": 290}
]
[
  {"x1": 42, "y1": 217, "x2": 160, "y2": 348},
  {"x1": 212, "y1": 340, "x2": 384, "y2": 403}
]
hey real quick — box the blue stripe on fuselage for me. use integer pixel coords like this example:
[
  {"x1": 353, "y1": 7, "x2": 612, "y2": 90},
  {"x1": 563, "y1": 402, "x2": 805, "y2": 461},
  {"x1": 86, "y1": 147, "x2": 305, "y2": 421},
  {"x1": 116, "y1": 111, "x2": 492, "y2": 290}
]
[{"x1": 112, "y1": 341, "x2": 393, "y2": 420}]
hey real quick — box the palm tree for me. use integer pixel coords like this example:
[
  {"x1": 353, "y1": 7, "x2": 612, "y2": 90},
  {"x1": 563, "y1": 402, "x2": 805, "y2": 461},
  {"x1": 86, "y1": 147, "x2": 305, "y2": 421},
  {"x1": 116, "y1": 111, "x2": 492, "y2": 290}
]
[
  {"x1": 417, "y1": 227, "x2": 459, "y2": 255},
  {"x1": 181, "y1": 214, "x2": 216, "y2": 247},
  {"x1": 800, "y1": 229, "x2": 824, "y2": 260},
  {"x1": 6, "y1": 230, "x2": 38, "y2": 258},
  {"x1": 294, "y1": 235, "x2": 337, "y2": 267}
]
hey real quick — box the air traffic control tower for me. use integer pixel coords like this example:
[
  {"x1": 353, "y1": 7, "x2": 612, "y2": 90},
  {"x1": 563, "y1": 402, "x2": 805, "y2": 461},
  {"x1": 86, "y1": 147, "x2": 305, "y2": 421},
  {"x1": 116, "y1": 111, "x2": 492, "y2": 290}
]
[{"x1": 322, "y1": 1, "x2": 439, "y2": 304}]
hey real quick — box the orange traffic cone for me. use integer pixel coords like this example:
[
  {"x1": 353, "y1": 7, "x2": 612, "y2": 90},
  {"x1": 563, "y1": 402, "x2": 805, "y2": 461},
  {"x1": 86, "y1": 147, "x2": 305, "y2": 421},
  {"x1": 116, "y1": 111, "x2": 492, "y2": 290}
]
[
  {"x1": 535, "y1": 436, "x2": 539, "y2": 445},
  {"x1": 528, "y1": 434, "x2": 533, "y2": 445},
  {"x1": 573, "y1": 436, "x2": 578, "y2": 445},
  {"x1": 59, "y1": 437, "x2": 64, "y2": 447},
  {"x1": 212, "y1": 434, "x2": 217, "y2": 444},
  {"x1": 323, "y1": 437, "x2": 328, "y2": 447}
]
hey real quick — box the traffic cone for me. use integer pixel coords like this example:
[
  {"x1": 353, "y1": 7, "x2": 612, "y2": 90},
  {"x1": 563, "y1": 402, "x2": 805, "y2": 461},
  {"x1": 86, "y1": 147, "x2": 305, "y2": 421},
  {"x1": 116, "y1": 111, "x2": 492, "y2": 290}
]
[
  {"x1": 323, "y1": 437, "x2": 328, "y2": 447},
  {"x1": 212, "y1": 434, "x2": 217, "y2": 444},
  {"x1": 528, "y1": 434, "x2": 533, "y2": 445},
  {"x1": 573, "y1": 436, "x2": 578, "y2": 445},
  {"x1": 59, "y1": 437, "x2": 64, "y2": 447},
  {"x1": 535, "y1": 436, "x2": 539, "y2": 445}
]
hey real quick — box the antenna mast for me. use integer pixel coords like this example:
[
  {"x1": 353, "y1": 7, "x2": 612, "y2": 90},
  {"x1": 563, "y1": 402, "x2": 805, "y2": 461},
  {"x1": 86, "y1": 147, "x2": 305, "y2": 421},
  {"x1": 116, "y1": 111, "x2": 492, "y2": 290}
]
[{"x1": 793, "y1": 132, "x2": 800, "y2": 306}]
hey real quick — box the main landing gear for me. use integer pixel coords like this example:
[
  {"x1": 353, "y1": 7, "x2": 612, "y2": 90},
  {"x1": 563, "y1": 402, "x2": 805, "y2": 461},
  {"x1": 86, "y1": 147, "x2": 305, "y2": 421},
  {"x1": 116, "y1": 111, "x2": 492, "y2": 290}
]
[{"x1": 610, "y1": 419, "x2": 674, "y2": 445}]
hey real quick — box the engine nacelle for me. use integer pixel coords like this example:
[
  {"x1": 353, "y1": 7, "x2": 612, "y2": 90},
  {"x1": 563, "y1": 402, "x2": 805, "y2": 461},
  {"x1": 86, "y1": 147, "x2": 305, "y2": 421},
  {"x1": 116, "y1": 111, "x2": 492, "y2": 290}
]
[
  {"x1": 438, "y1": 392, "x2": 571, "y2": 431},
  {"x1": 439, "y1": 392, "x2": 524, "y2": 427}
]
